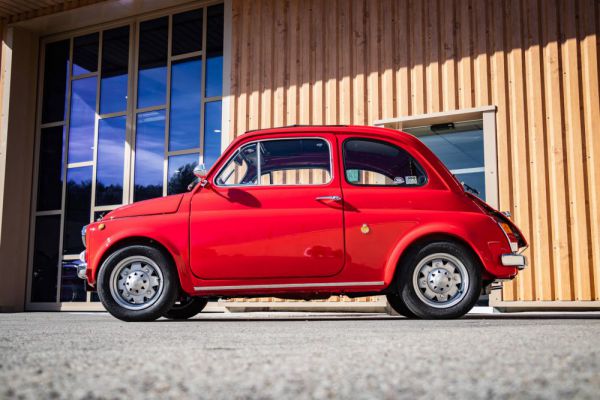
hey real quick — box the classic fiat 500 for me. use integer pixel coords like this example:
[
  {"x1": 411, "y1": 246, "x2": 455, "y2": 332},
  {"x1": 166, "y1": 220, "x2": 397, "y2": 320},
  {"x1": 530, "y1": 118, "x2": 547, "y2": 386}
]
[{"x1": 80, "y1": 125, "x2": 527, "y2": 321}]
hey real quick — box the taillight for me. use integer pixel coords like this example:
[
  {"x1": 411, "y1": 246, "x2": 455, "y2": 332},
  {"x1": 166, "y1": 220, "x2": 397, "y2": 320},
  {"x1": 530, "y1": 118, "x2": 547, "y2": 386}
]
[{"x1": 498, "y1": 221, "x2": 519, "y2": 253}]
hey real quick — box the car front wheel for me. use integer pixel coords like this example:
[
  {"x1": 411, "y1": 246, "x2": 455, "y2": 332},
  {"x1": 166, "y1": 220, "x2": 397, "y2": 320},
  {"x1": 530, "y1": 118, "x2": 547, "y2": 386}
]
[
  {"x1": 97, "y1": 245, "x2": 178, "y2": 322},
  {"x1": 397, "y1": 241, "x2": 482, "y2": 319}
]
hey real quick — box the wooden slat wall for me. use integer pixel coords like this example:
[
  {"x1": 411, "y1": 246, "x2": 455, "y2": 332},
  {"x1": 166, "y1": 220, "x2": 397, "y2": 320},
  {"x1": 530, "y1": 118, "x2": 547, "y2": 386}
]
[{"x1": 229, "y1": 0, "x2": 600, "y2": 303}]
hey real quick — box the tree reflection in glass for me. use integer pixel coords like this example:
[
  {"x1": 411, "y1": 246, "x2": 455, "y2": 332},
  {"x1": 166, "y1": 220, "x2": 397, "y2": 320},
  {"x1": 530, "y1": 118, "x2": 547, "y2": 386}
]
[{"x1": 167, "y1": 153, "x2": 198, "y2": 195}]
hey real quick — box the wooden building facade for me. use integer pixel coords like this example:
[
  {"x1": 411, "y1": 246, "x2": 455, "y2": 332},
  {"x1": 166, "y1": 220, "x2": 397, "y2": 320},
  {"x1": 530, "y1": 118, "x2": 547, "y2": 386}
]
[
  {"x1": 226, "y1": 0, "x2": 600, "y2": 307},
  {"x1": 0, "y1": 0, "x2": 598, "y2": 311}
]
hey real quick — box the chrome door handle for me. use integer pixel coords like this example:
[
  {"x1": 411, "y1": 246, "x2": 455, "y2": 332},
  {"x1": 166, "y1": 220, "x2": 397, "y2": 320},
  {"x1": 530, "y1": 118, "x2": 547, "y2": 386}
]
[{"x1": 315, "y1": 195, "x2": 342, "y2": 202}]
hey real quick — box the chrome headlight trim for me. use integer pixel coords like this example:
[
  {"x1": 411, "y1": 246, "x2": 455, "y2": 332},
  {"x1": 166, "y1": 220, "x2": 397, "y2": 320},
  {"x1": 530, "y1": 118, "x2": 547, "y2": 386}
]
[{"x1": 81, "y1": 225, "x2": 88, "y2": 248}]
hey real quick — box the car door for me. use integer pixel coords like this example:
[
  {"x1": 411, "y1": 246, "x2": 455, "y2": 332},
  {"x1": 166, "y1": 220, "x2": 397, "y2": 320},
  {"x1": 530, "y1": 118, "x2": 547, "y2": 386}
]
[
  {"x1": 189, "y1": 134, "x2": 345, "y2": 280},
  {"x1": 338, "y1": 136, "x2": 433, "y2": 273}
]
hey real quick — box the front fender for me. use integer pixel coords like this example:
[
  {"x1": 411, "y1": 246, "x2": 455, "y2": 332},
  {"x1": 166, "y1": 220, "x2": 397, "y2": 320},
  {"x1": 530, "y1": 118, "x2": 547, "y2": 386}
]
[{"x1": 87, "y1": 212, "x2": 195, "y2": 294}]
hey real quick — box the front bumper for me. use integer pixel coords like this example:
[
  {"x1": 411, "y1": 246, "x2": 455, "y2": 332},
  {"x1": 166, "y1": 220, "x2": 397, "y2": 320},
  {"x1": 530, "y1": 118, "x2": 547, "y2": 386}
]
[
  {"x1": 501, "y1": 253, "x2": 527, "y2": 270},
  {"x1": 77, "y1": 251, "x2": 87, "y2": 280}
]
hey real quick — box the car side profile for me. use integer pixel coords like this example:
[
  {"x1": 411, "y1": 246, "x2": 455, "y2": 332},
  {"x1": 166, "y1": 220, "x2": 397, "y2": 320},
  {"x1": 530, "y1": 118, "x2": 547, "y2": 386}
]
[{"x1": 79, "y1": 125, "x2": 527, "y2": 321}]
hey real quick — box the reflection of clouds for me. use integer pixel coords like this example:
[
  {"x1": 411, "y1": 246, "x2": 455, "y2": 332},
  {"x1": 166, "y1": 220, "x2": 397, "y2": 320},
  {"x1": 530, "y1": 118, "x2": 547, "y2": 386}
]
[
  {"x1": 134, "y1": 147, "x2": 163, "y2": 186},
  {"x1": 134, "y1": 111, "x2": 165, "y2": 186},
  {"x1": 169, "y1": 112, "x2": 200, "y2": 150},
  {"x1": 68, "y1": 77, "x2": 97, "y2": 163},
  {"x1": 97, "y1": 117, "x2": 125, "y2": 185},
  {"x1": 169, "y1": 58, "x2": 201, "y2": 151},
  {"x1": 100, "y1": 74, "x2": 128, "y2": 114},
  {"x1": 138, "y1": 66, "x2": 167, "y2": 108},
  {"x1": 203, "y1": 101, "x2": 222, "y2": 167},
  {"x1": 206, "y1": 55, "x2": 223, "y2": 97}
]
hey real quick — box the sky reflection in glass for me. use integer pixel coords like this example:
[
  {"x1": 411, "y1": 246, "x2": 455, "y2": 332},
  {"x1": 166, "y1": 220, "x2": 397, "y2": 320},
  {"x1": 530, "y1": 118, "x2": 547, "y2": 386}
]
[
  {"x1": 134, "y1": 110, "x2": 165, "y2": 201},
  {"x1": 167, "y1": 153, "x2": 198, "y2": 195},
  {"x1": 100, "y1": 26, "x2": 130, "y2": 114},
  {"x1": 96, "y1": 116, "x2": 126, "y2": 206},
  {"x1": 137, "y1": 67, "x2": 167, "y2": 109},
  {"x1": 68, "y1": 77, "x2": 97, "y2": 163},
  {"x1": 203, "y1": 101, "x2": 222, "y2": 168},
  {"x1": 64, "y1": 166, "x2": 92, "y2": 255},
  {"x1": 101, "y1": 74, "x2": 128, "y2": 114},
  {"x1": 205, "y1": 55, "x2": 223, "y2": 98},
  {"x1": 417, "y1": 129, "x2": 484, "y2": 171},
  {"x1": 137, "y1": 17, "x2": 168, "y2": 109},
  {"x1": 169, "y1": 58, "x2": 201, "y2": 151}
]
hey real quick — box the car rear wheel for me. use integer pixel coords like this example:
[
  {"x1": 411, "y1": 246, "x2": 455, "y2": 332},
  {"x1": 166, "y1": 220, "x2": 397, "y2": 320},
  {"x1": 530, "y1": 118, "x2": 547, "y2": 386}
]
[
  {"x1": 163, "y1": 296, "x2": 208, "y2": 320},
  {"x1": 398, "y1": 241, "x2": 481, "y2": 319},
  {"x1": 97, "y1": 245, "x2": 178, "y2": 322}
]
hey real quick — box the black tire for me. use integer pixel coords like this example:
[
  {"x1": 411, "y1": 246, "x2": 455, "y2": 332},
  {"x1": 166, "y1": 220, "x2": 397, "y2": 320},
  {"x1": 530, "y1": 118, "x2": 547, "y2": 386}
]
[
  {"x1": 386, "y1": 294, "x2": 418, "y2": 318},
  {"x1": 163, "y1": 296, "x2": 208, "y2": 320},
  {"x1": 97, "y1": 245, "x2": 178, "y2": 322},
  {"x1": 397, "y1": 241, "x2": 482, "y2": 319}
]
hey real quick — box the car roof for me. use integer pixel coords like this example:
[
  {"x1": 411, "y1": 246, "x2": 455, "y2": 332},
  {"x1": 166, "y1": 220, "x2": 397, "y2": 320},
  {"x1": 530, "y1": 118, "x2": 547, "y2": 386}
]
[
  {"x1": 240, "y1": 124, "x2": 420, "y2": 145},
  {"x1": 232, "y1": 124, "x2": 463, "y2": 194}
]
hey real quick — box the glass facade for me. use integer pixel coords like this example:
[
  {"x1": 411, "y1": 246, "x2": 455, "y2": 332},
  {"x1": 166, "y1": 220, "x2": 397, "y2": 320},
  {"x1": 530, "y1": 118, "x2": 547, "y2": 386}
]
[{"x1": 30, "y1": 3, "x2": 225, "y2": 305}]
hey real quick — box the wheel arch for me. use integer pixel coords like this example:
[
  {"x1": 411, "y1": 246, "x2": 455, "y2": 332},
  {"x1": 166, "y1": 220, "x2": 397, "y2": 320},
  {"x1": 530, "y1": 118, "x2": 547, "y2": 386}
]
[
  {"x1": 92, "y1": 236, "x2": 188, "y2": 293},
  {"x1": 384, "y1": 230, "x2": 486, "y2": 291}
]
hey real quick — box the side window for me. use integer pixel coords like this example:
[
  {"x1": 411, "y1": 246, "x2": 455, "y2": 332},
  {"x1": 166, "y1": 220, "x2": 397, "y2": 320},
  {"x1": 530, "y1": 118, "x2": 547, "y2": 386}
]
[
  {"x1": 259, "y1": 138, "x2": 332, "y2": 185},
  {"x1": 343, "y1": 139, "x2": 427, "y2": 186},
  {"x1": 215, "y1": 143, "x2": 258, "y2": 186}
]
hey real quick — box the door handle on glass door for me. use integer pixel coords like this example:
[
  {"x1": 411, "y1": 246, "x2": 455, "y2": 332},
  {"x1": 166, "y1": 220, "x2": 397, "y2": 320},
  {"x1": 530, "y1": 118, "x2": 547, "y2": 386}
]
[{"x1": 315, "y1": 196, "x2": 342, "y2": 202}]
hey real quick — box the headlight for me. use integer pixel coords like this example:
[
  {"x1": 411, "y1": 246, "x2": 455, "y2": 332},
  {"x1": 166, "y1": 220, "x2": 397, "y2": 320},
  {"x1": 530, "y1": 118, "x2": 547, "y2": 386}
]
[{"x1": 81, "y1": 225, "x2": 88, "y2": 248}]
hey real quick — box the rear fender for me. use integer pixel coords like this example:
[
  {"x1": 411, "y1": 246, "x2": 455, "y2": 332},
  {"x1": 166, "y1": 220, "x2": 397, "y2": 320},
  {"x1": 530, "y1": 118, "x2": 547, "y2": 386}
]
[{"x1": 383, "y1": 223, "x2": 489, "y2": 286}]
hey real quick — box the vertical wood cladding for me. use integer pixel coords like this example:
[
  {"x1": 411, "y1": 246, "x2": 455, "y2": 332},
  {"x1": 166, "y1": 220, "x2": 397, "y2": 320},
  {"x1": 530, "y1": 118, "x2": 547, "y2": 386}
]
[{"x1": 229, "y1": 0, "x2": 600, "y2": 302}]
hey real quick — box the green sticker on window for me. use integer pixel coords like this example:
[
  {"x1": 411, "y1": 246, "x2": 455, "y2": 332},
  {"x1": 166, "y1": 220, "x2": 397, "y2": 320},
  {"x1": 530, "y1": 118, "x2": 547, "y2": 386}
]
[{"x1": 347, "y1": 169, "x2": 359, "y2": 183}]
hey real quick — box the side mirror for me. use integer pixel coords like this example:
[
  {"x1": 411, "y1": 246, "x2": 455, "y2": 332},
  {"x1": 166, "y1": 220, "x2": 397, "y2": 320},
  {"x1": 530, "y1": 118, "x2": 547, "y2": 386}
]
[
  {"x1": 193, "y1": 164, "x2": 209, "y2": 187},
  {"x1": 193, "y1": 164, "x2": 208, "y2": 178}
]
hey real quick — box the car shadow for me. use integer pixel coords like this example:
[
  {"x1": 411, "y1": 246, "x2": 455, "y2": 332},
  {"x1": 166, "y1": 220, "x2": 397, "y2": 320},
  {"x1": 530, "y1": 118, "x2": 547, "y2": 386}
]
[{"x1": 155, "y1": 312, "x2": 600, "y2": 322}]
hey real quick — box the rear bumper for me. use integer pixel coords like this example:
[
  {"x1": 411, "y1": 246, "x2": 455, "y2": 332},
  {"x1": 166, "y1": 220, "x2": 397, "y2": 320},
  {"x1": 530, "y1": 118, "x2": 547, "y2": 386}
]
[{"x1": 501, "y1": 253, "x2": 527, "y2": 270}]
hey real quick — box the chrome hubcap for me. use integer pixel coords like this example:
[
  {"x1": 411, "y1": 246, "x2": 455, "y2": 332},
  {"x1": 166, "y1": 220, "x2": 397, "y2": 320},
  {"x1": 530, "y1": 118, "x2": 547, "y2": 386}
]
[
  {"x1": 109, "y1": 256, "x2": 164, "y2": 310},
  {"x1": 413, "y1": 253, "x2": 469, "y2": 309}
]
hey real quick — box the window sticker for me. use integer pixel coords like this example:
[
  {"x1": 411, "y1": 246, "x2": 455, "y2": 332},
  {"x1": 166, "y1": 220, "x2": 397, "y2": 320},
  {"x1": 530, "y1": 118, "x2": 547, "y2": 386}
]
[
  {"x1": 347, "y1": 169, "x2": 359, "y2": 183},
  {"x1": 405, "y1": 176, "x2": 418, "y2": 185},
  {"x1": 393, "y1": 177, "x2": 405, "y2": 185}
]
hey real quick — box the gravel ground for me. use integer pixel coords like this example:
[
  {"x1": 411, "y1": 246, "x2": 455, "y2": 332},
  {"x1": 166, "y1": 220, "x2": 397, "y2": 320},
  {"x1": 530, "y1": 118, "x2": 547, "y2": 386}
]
[{"x1": 0, "y1": 311, "x2": 599, "y2": 399}]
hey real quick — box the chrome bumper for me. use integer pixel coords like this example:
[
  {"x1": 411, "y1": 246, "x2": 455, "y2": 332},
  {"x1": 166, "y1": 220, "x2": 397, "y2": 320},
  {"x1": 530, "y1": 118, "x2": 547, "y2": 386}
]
[
  {"x1": 77, "y1": 251, "x2": 87, "y2": 280},
  {"x1": 501, "y1": 253, "x2": 527, "y2": 270}
]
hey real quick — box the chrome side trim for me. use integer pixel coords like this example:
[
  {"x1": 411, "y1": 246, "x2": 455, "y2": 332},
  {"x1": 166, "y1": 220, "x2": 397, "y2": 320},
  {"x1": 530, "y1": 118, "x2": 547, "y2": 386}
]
[{"x1": 194, "y1": 281, "x2": 385, "y2": 291}]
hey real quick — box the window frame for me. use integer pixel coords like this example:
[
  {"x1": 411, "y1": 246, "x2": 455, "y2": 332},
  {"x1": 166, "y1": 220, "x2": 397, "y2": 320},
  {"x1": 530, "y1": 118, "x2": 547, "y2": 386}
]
[
  {"x1": 213, "y1": 137, "x2": 334, "y2": 188},
  {"x1": 341, "y1": 137, "x2": 428, "y2": 188}
]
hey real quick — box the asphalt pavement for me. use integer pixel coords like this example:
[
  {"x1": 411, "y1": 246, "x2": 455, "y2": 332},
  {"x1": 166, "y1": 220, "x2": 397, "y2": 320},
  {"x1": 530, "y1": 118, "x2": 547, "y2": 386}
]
[{"x1": 1, "y1": 311, "x2": 599, "y2": 399}]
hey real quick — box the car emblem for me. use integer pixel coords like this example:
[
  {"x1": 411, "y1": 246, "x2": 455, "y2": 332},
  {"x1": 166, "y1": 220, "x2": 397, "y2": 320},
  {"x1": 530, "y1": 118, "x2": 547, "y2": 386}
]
[{"x1": 360, "y1": 224, "x2": 370, "y2": 234}]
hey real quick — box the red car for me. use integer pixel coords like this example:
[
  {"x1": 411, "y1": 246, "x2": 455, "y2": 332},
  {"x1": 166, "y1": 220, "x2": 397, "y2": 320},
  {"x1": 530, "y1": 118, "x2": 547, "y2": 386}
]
[{"x1": 80, "y1": 125, "x2": 527, "y2": 321}]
